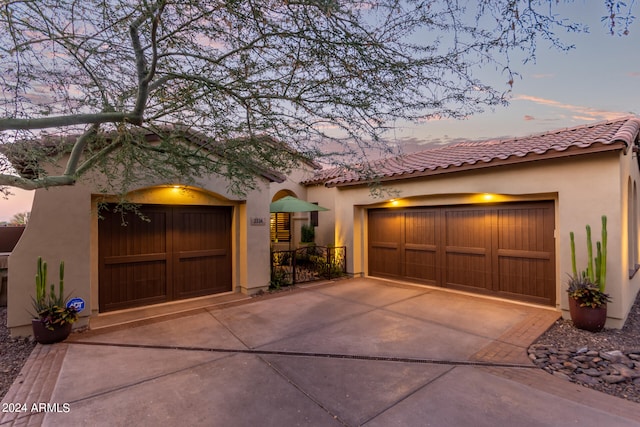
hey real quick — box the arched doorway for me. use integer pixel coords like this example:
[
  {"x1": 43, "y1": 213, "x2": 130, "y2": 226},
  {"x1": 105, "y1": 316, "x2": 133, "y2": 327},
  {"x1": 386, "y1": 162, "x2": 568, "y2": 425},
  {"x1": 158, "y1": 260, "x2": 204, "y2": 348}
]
[{"x1": 270, "y1": 190, "x2": 296, "y2": 249}]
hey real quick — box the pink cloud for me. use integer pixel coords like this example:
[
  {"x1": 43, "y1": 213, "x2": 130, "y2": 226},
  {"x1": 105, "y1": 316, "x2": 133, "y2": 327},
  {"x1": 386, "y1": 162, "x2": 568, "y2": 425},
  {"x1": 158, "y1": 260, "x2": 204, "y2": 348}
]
[
  {"x1": 523, "y1": 115, "x2": 535, "y2": 121},
  {"x1": 513, "y1": 94, "x2": 630, "y2": 121}
]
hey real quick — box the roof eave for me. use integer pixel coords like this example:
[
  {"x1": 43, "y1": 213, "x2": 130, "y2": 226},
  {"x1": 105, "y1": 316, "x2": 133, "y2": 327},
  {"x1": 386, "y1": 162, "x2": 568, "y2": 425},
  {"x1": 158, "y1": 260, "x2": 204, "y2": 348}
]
[{"x1": 327, "y1": 141, "x2": 627, "y2": 188}]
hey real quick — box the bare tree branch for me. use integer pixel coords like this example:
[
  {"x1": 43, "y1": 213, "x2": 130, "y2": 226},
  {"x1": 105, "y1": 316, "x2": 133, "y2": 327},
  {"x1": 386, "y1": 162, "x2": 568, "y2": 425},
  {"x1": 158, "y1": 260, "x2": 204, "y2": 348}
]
[{"x1": 0, "y1": 0, "x2": 633, "y2": 196}]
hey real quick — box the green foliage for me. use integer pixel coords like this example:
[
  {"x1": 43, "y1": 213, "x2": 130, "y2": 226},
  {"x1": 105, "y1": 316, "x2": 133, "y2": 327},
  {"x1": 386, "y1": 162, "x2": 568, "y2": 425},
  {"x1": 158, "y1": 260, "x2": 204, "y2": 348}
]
[
  {"x1": 301, "y1": 223, "x2": 315, "y2": 243},
  {"x1": 269, "y1": 269, "x2": 288, "y2": 290},
  {"x1": 567, "y1": 275, "x2": 611, "y2": 309},
  {"x1": 567, "y1": 216, "x2": 609, "y2": 307},
  {"x1": 32, "y1": 257, "x2": 78, "y2": 330}
]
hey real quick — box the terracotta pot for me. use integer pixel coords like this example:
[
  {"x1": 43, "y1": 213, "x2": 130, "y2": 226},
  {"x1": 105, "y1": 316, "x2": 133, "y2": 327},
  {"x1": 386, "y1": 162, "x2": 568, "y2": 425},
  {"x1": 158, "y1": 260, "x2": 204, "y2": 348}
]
[
  {"x1": 31, "y1": 319, "x2": 72, "y2": 344},
  {"x1": 568, "y1": 298, "x2": 607, "y2": 332}
]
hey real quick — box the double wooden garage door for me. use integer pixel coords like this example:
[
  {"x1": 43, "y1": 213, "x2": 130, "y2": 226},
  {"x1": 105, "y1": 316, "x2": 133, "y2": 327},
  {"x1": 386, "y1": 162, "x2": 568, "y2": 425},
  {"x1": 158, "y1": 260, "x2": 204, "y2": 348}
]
[
  {"x1": 99, "y1": 205, "x2": 232, "y2": 312},
  {"x1": 369, "y1": 201, "x2": 556, "y2": 306}
]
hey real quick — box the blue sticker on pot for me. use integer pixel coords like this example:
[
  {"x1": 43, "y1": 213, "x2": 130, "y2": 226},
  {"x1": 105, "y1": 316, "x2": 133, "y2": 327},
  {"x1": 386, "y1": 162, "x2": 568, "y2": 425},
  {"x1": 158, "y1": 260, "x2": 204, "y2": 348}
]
[{"x1": 66, "y1": 297, "x2": 85, "y2": 312}]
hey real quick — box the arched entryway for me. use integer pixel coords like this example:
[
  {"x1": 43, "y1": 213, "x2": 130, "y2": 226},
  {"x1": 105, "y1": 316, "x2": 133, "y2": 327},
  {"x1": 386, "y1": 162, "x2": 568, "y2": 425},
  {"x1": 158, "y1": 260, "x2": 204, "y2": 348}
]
[{"x1": 270, "y1": 190, "x2": 297, "y2": 250}]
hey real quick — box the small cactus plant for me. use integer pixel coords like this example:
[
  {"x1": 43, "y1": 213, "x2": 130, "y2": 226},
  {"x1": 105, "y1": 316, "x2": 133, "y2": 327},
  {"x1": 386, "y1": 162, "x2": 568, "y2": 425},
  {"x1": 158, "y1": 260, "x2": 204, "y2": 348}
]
[
  {"x1": 32, "y1": 257, "x2": 78, "y2": 330},
  {"x1": 568, "y1": 216, "x2": 609, "y2": 307}
]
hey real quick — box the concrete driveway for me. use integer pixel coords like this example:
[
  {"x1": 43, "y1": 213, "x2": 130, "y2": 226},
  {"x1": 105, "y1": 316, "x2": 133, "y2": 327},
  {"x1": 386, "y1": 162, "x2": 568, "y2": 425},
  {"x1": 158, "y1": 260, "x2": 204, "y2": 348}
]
[{"x1": 3, "y1": 278, "x2": 639, "y2": 426}]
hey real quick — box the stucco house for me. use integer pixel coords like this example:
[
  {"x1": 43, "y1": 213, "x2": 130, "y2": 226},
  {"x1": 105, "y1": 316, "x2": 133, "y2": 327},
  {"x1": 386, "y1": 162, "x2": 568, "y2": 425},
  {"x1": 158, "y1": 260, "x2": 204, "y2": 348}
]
[
  {"x1": 303, "y1": 116, "x2": 640, "y2": 328},
  {"x1": 4, "y1": 117, "x2": 640, "y2": 335},
  {"x1": 3, "y1": 131, "x2": 321, "y2": 336}
]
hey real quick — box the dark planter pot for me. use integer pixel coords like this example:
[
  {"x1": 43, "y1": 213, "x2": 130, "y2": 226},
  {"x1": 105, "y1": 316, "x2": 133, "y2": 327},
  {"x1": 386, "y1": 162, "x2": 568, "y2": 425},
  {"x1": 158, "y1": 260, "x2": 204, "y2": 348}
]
[
  {"x1": 568, "y1": 298, "x2": 607, "y2": 332},
  {"x1": 31, "y1": 319, "x2": 72, "y2": 344}
]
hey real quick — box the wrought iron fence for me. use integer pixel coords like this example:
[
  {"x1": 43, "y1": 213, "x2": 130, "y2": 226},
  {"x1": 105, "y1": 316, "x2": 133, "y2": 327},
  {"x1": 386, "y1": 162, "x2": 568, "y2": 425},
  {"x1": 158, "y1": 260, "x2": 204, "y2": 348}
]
[{"x1": 270, "y1": 245, "x2": 347, "y2": 287}]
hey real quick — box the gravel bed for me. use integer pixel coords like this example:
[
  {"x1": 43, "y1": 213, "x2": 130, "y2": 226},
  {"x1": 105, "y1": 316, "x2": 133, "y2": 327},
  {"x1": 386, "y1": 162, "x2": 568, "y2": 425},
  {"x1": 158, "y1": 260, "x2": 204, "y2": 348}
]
[
  {"x1": 2, "y1": 292, "x2": 640, "y2": 403},
  {"x1": 530, "y1": 292, "x2": 640, "y2": 403},
  {"x1": 0, "y1": 307, "x2": 36, "y2": 401}
]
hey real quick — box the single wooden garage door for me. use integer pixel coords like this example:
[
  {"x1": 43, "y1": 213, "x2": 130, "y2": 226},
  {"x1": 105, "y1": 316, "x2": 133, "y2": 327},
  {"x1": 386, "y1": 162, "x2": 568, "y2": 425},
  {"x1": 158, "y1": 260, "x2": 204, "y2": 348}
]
[
  {"x1": 368, "y1": 201, "x2": 555, "y2": 306},
  {"x1": 99, "y1": 204, "x2": 232, "y2": 312}
]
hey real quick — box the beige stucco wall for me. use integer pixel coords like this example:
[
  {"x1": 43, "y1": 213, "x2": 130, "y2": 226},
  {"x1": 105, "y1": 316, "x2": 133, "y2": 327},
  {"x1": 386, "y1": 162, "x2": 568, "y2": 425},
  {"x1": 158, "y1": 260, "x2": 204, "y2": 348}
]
[
  {"x1": 308, "y1": 151, "x2": 640, "y2": 328},
  {"x1": 8, "y1": 171, "x2": 273, "y2": 336}
]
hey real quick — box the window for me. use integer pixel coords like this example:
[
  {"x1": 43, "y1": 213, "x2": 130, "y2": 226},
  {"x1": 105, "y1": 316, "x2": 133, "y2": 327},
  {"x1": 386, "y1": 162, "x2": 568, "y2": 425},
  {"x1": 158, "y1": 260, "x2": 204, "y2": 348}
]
[
  {"x1": 270, "y1": 213, "x2": 291, "y2": 242},
  {"x1": 310, "y1": 203, "x2": 319, "y2": 227}
]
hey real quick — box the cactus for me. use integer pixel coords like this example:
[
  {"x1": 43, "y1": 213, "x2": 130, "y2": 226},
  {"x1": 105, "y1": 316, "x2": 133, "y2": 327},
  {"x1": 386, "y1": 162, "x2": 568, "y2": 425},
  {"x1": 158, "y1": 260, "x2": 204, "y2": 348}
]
[
  {"x1": 32, "y1": 257, "x2": 77, "y2": 331},
  {"x1": 595, "y1": 241, "x2": 602, "y2": 289},
  {"x1": 570, "y1": 232, "x2": 577, "y2": 278},
  {"x1": 59, "y1": 261, "x2": 65, "y2": 304},
  {"x1": 568, "y1": 215, "x2": 607, "y2": 291},
  {"x1": 35, "y1": 257, "x2": 46, "y2": 305},
  {"x1": 586, "y1": 225, "x2": 594, "y2": 283},
  {"x1": 34, "y1": 257, "x2": 67, "y2": 310},
  {"x1": 600, "y1": 215, "x2": 607, "y2": 292}
]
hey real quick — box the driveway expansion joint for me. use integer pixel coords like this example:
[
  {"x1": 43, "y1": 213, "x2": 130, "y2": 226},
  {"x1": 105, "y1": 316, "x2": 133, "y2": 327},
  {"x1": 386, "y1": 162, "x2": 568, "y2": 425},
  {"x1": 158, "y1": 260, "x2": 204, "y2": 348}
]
[{"x1": 68, "y1": 340, "x2": 539, "y2": 369}]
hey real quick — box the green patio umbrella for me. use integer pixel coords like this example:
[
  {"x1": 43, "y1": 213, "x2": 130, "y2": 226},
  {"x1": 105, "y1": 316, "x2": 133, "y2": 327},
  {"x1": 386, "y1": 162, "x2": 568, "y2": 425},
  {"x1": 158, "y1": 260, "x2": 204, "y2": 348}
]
[{"x1": 269, "y1": 196, "x2": 329, "y2": 213}]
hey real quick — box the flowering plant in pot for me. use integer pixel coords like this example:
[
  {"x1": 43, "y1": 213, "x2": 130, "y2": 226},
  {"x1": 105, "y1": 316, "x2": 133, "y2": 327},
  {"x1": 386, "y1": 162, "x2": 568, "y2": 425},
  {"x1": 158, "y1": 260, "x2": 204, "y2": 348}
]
[
  {"x1": 31, "y1": 257, "x2": 78, "y2": 344},
  {"x1": 567, "y1": 216, "x2": 610, "y2": 332}
]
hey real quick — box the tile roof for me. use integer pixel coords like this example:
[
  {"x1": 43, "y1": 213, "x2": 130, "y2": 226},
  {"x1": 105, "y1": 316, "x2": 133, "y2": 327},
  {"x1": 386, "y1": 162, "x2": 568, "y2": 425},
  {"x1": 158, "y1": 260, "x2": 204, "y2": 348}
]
[{"x1": 303, "y1": 117, "x2": 640, "y2": 187}]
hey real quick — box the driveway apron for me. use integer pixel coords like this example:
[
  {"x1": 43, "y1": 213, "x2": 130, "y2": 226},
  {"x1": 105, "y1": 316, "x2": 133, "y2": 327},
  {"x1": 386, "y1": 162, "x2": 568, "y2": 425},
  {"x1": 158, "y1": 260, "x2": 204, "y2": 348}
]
[{"x1": 2, "y1": 277, "x2": 639, "y2": 427}]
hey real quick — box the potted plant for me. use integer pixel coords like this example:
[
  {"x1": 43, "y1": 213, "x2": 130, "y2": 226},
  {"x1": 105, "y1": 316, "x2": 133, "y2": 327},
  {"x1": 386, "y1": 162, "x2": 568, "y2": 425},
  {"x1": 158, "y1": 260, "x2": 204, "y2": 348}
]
[
  {"x1": 567, "y1": 216, "x2": 610, "y2": 332},
  {"x1": 31, "y1": 257, "x2": 79, "y2": 344}
]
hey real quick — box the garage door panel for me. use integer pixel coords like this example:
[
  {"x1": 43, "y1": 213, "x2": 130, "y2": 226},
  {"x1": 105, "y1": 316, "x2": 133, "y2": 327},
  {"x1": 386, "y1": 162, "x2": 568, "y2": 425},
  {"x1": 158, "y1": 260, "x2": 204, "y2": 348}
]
[
  {"x1": 368, "y1": 201, "x2": 556, "y2": 306},
  {"x1": 405, "y1": 247, "x2": 437, "y2": 283},
  {"x1": 174, "y1": 207, "x2": 232, "y2": 298},
  {"x1": 175, "y1": 252, "x2": 232, "y2": 298},
  {"x1": 369, "y1": 246, "x2": 402, "y2": 277},
  {"x1": 498, "y1": 255, "x2": 554, "y2": 305},
  {"x1": 444, "y1": 252, "x2": 489, "y2": 290},
  {"x1": 99, "y1": 204, "x2": 232, "y2": 312},
  {"x1": 496, "y1": 204, "x2": 555, "y2": 304},
  {"x1": 498, "y1": 207, "x2": 553, "y2": 252},
  {"x1": 369, "y1": 211, "x2": 402, "y2": 242},
  {"x1": 405, "y1": 211, "x2": 436, "y2": 245},
  {"x1": 101, "y1": 261, "x2": 168, "y2": 311},
  {"x1": 445, "y1": 209, "x2": 488, "y2": 248}
]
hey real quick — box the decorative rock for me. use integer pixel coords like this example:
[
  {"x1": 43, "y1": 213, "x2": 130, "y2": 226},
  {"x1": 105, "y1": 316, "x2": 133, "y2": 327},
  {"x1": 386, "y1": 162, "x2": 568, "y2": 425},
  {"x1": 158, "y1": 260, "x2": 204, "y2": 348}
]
[
  {"x1": 602, "y1": 374, "x2": 627, "y2": 384},
  {"x1": 527, "y1": 345, "x2": 640, "y2": 390},
  {"x1": 581, "y1": 368, "x2": 603, "y2": 377},
  {"x1": 601, "y1": 350, "x2": 625, "y2": 362},
  {"x1": 612, "y1": 364, "x2": 640, "y2": 379},
  {"x1": 574, "y1": 373, "x2": 601, "y2": 386},
  {"x1": 553, "y1": 371, "x2": 571, "y2": 381}
]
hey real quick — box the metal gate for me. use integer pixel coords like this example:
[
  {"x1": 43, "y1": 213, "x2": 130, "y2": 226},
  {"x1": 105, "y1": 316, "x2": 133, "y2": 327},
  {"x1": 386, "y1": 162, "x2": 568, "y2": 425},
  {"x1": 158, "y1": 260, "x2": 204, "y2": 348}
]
[{"x1": 271, "y1": 245, "x2": 347, "y2": 287}]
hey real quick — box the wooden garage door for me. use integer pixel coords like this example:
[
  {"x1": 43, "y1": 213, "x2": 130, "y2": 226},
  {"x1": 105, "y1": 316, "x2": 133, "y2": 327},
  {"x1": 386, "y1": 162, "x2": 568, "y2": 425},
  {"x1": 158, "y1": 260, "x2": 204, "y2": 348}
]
[
  {"x1": 99, "y1": 204, "x2": 232, "y2": 312},
  {"x1": 368, "y1": 202, "x2": 555, "y2": 306}
]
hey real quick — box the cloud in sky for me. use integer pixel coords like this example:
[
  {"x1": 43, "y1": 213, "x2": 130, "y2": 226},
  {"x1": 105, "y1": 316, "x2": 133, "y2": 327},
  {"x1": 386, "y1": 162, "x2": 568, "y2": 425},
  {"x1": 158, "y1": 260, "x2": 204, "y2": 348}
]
[
  {"x1": 628, "y1": 72, "x2": 640, "y2": 78},
  {"x1": 513, "y1": 94, "x2": 630, "y2": 121}
]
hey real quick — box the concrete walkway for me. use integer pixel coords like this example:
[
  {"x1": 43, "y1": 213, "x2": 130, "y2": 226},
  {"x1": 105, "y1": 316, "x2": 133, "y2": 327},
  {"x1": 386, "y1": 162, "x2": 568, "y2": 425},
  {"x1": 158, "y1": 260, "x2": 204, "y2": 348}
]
[{"x1": 2, "y1": 278, "x2": 639, "y2": 426}]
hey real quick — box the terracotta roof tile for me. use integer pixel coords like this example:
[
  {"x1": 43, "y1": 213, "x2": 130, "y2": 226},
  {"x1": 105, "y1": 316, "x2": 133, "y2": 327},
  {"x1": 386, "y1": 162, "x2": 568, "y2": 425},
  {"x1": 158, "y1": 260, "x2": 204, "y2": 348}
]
[{"x1": 303, "y1": 117, "x2": 640, "y2": 187}]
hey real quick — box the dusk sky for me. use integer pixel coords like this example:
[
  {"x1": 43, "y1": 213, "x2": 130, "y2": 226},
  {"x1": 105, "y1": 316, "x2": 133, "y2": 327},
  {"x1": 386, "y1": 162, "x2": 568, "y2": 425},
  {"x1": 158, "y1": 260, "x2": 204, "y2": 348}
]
[{"x1": 1, "y1": 2, "x2": 639, "y2": 222}]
